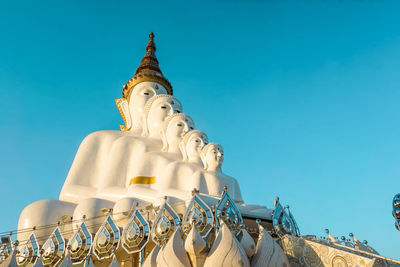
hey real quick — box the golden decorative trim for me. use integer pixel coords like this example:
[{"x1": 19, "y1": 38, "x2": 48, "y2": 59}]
[
  {"x1": 115, "y1": 98, "x2": 130, "y2": 131},
  {"x1": 123, "y1": 73, "x2": 173, "y2": 101},
  {"x1": 129, "y1": 176, "x2": 156, "y2": 185}
]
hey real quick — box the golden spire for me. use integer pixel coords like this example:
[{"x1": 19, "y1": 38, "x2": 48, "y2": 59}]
[
  {"x1": 135, "y1": 32, "x2": 161, "y2": 74},
  {"x1": 123, "y1": 32, "x2": 173, "y2": 99}
]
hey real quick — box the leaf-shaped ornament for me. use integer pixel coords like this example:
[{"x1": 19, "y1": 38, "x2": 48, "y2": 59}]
[
  {"x1": 151, "y1": 200, "x2": 180, "y2": 246},
  {"x1": 0, "y1": 236, "x2": 13, "y2": 263},
  {"x1": 272, "y1": 200, "x2": 296, "y2": 237},
  {"x1": 41, "y1": 227, "x2": 66, "y2": 266},
  {"x1": 182, "y1": 193, "x2": 213, "y2": 238},
  {"x1": 121, "y1": 209, "x2": 150, "y2": 254},
  {"x1": 215, "y1": 189, "x2": 243, "y2": 236},
  {"x1": 16, "y1": 232, "x2": 39, "y2": 266},
  {"x1": 92, "y1": 215, "x2": 120, "y2": 261},
  {"x1": 68, "y1": 221, "x2": 92, "y2": 264}
]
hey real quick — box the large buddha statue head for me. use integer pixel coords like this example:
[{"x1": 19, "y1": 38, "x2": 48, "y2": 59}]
[
  {"x1": 180, "y1": 130, "x2": 208, "y2": 164},
  {"x1": 116, "y1": 82, "x2": 168, "y2": 133},
  {"x1": 144, "y1": 95, "x2": 182, "y2": 139},
  {"x1": 201, "y1": 142, "x2": 224, "y2": 172},
  {"x1": 116, "y1": 32, "x2": 173, "y2": 133},
  {"x1": 161, "y1": 113, "x2": 195, "y2": 153}
]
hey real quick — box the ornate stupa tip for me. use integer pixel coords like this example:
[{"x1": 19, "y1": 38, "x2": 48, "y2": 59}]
[
  {"x1": 123, "y1": 32, "x2": 173, "y2": 99},
  {"x1": 134, "y1": 32, "x2": 160, "y2": 74}
]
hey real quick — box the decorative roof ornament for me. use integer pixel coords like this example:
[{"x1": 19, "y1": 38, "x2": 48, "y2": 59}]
[
  {"x1": 272, "y1": 197, "x2": 299, "y2": 237},
  {"x1": 92, "y1": 215, "x2": 120, "y2": 261},
  {"x1": 16, "y1": 232, "x2": 39, "y2": 266},
  {"x1": 123, "y1": 32, "x2": 173, "y2": 100},
  {"x1": 41, "y1": 227, "x2": 66, "y2": 266},
  {"x1": 68, "y1": 221, "x2": 92, "y2": 265},
  {"x1": 120, "y1": 208, "x2": 150, "y2": 254},
  {"x1": 215, "y1": 187, "x2": 243, "y2": 236},
  {"x1": 393, "y1": 193, "x2": 400, "y2": 231},
  {"x1": 150, "y1": 197, "x2": 180, "y2": 246},
  {"x1": 0, "y1": 236, "x2": 13, "y2": 264},
  {"x1": 182, "y1": 190, "x2": 214, "y2": 238}
]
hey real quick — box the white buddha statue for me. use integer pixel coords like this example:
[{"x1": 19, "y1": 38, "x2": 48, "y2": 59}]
[
  {"x1": 17, "y1": 33, "x2": 272, "y2": 246},
  {"x1": 17, "y1": 32, "x2": 176, "y2": 241},
  {"x1": 193, "y1": 143, "x2": 243, "y2": 203},
  {"x1": 60, "y1": 33, "x2": 173, "y2": 204}
]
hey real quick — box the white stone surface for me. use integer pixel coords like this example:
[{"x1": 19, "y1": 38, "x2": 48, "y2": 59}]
[
  {"x1": 250, "y1": 224, "x2": 289, "y2": 267},
  {"x1": 204, "y1": 223, "x2": 250, "y2": 267}
]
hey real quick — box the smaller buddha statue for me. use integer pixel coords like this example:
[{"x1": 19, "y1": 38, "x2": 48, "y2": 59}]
[
  {"x1": 127, "y1": 113, "x2": 194, "y2": 203},
  {"x1": 157, "y1": 130, "x2": 209, "y2": 199},
  {"x1": 191, "y1": 143, "x2": 243, "y2": 203}
]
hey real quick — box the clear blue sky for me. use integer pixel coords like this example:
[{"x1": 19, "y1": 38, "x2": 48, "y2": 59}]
[{"x1": 0, "y1": 0, "x2": 399, "y2": 260}]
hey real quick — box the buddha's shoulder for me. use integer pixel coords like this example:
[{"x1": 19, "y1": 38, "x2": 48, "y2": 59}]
[
  {"x1": 220, "y1": 172, "x2": 238, "y2": 182},
  {"x1": 82, "y1": 130, "x2": 123, "y2": 143},
  {"x1": 81, "y1": 130, "x2": 163, "y2": 151}
]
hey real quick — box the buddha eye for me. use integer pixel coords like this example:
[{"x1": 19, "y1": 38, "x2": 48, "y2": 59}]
[
  {"x1": 170, "y1": 100, "x2": 175, "y2": 105},
  {"x1": 176, "y1": 110, "x2": 181, "y2": 113},
  {"x1": 195, "y1": 139, "x2": 200, "y2": 143},
  {"x1": 161, "y1": 106, "x2": 167, "y2": 109},
  {"x1": 144, "y1": 92, "x2": 150, "y2": 96},
  {"x1": 189, "y1": 126, "x2": 194, "y2": 130},
  {"x1": 177, "y1": 123, "x2": 183, "y2": 127}
]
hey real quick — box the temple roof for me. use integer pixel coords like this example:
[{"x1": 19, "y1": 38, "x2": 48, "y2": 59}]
[{"x1": 123, "y1": 32, "x2": 173, "y2": 99}]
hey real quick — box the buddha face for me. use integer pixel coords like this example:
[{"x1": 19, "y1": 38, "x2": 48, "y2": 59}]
[
  {"x1": 146, "y1": 96, "x2": 182, "y2": 138},
  {"x1": 165, "y1": 115, "x2": 194, "y2": 146},
  {"x1": 204, "y1": 144, "x2": 224, "y2": 170},
  {"x1": 129, "y1": 82, "x2": 167, "y2": 122},
  {"x1": 186, "y1": 132, "x2": 207, "y2": 159}
]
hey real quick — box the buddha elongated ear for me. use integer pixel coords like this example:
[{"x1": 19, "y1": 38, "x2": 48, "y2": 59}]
[
  {"x1": 179, "y1": 141, "x2": 187, "y2": 161},
  {"x1": 160, "y1": 128, "x2": 168, "y2": 152},
  {"x1": 200, "y1": 151, "x2": 207, "y2": 169},
  {"x1": 115, "y1": 98, "x2": 132, "y2": 131},
  {"x1": 141, "y1": 114, "x2": 149, "y2": 137}
]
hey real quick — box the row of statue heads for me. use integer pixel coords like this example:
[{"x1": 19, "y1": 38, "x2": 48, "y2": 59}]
[{"x1": 115, "y1": 82, "x2": 224, "y2": 171}]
